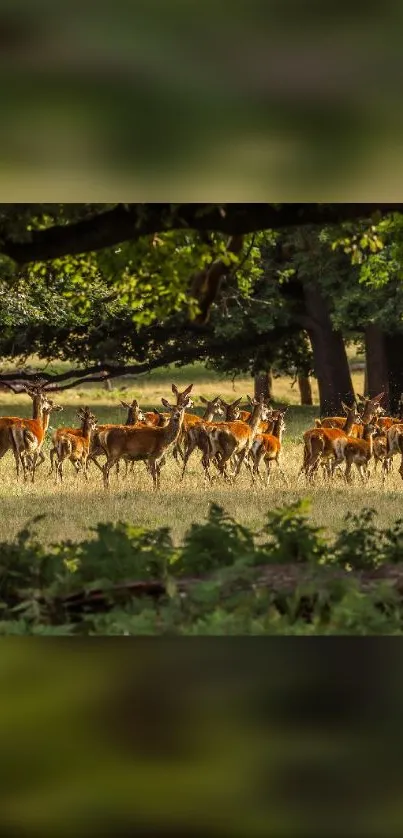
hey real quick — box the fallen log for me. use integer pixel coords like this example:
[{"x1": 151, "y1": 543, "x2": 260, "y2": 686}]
[{"x1": 40, "y1": 562, "x2": 403, "y2": 622}]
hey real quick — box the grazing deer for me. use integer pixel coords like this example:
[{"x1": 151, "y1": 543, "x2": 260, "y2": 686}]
[
  {"x1": 54, "y1": 407, "x2": 98, "y2": 483},
  {"x1": 98, "y1": 396, "x2": 191, "y2": 489},
  {"x1": 202, "y1": 396, "x2": 270, "y2": 483},
  {"x1": 9, "y1": 396, "x2": 63, "y2": 482},
  {"x1": 180, "y1": 396, "x2": 224, "y2": 479},
  {"x1": 332, "y1": 422, "x2": 377, "y2": 484},
  {"x1": 249, "y1": 408, "x2": 288, "y2": 486}
]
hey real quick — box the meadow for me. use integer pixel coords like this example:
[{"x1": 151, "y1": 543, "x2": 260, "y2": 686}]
[{"x1": 0, "y1": 360, "x2": 402, "y2": 550}]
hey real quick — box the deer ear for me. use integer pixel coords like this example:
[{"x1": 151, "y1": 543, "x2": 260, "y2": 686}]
[
  {"x1": 341, "y1": 402, "x2": 350, "y2": 414},
  {"x1": 171, "y1": 384, "x2": 179, "y2": 396},
  {"x1": 234, "y1": 397, "x2": 243, "y2": 407},
  {"x1": 372, "y1": 392, "x2": 385, "y2": 403},
  {"x1": 120, "y1": 401, "x2": 130, "y2": 408},
  {"x1": 183, "y1": 384, "x2": 194, "y2": 396},
  {"x1": 161, "y1": 398, "x2": 172, "y2": 409},
  {"x1": 200, "y1": 396, "x2": 208, "y2": 404}
]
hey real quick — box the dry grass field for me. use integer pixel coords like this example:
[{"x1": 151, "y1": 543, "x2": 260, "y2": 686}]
[{"x1": 0, "y1": 361, "x2": 402, "y2": 549}]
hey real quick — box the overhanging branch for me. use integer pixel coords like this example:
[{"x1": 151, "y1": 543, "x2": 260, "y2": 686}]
[
  {"x1": 2, "y1": 203, "x2": 402, "y2": 265},
  {"x1": 0, "y1": 325, "x2": 297, "y2": 392}
]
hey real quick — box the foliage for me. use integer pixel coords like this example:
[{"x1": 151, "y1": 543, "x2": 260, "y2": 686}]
[{"x1": 0, "y1": 500, "x2": 402, "y2": 634}]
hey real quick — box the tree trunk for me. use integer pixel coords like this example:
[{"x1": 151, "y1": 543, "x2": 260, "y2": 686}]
[
  {"x1": 303, "y1": 281, "x2": 354, "y2": 416},
  {"x1": 298, "y1": 374, "x2": 313, "y2": 406},
  {"x1": 364, "y1": 324, "x2": 389, "y2": 408},
  {"x1": 384, "y1": 333, "x2": 403, "y2": 415},
  {"x1": 254, "y1": 370, "x2": 273, "y2": 402}
]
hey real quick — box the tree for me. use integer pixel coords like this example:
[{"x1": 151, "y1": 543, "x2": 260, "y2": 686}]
[{"x1": 1, "y1": 204, "x2": 403, "y2": 414}]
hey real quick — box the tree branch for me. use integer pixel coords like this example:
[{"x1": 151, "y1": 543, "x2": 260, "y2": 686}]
[
  {"x1": 0, "y1": 326, "x2": 296, "y2": 391},
  {"x1": 2, "y1": 203, "x2": 402, "y2": 265}
]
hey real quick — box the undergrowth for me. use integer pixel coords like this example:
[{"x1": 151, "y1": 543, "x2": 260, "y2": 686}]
[{"x1": 0, "y1": 500, "x2": 403, "y2": 634}]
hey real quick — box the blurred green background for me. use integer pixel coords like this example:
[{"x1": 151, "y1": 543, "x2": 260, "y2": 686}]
[
  {"x1": 1, "y1": 1, "x2": 403, "y2": 199},
  {"x1": 0, "y1": 642, "x2": 402, "y2": 835}
]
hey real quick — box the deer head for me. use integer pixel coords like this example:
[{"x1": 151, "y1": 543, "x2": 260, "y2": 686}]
[
  {"x1": 221, "y1": 397, "x2": 243, "y2": 420},
  {"x1": 120, "y1": 399, "x2": 146, "y2": 423},
  {"x1": 171, "y1": 383, "x2": 194, "y2": 408},
  {"x1": 357, "y1": 392, "x2": 385, "y2": 423},
  {"x1": 341, "y1": 401, "x2": 362, "y2": 424},
  {"x1": 200, "y1": 396, "x2": 224, "y2": 417}
]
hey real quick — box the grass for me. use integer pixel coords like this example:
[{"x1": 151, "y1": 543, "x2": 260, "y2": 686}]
[{"x1": 0, "y1": 364, "x2": 401, "y2": 549}]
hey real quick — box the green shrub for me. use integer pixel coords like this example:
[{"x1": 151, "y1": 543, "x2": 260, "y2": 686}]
[{"x1": 0, "y1": 500, "x2": 402, "y2": 634}]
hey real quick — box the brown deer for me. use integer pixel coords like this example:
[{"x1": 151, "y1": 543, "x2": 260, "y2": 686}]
[
  {"x1": 0, "y1": 384, "x2": 57, "y2": 478},
  {"x1": 180, "y1": 396, "x2": 224, "y2": 479},
  {"x1": 383, "y1": 420, "x2": 403, "y2": 479},
  {"x1": 249, "y1": 408, "x2": 288, "y2": 486},
  {"x1": 98, "y1": 396, "x2": 191, "y2": 489},
  {"x1": 317, "y1": 392, "x2": 385, "y2": 438},
  {"x1": 87, "y1": 399, "x2": 147, "y2": 475},
  {"x1": 142, "y1": 383, "x2": 194, "y2": 465},
  {"x1": 202, "y1": 396, "x2": 270, "y2": 483},
  {"x1": 54, "y1": 408, "x2": 98, "y2": 483},
  {"x1": 332, "y1": 422, "x2": 377, "y2": 484},
  {"x1": 299, "y1": 402, "x2": 363, "y2": 483},
  {"x1": 9, "y1": 396, "x2": 63, "y2": 482}
]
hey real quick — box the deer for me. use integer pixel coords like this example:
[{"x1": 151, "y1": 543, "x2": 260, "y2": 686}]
[
  {"x1": 141, "y1": 384, "x2": 194, "y2": 464},
  {"x1": 316, "y1": 392, "x2": 385, "y2": 438},
  {"x1": 86, "y1": 399, "x2": 147, "y2": 475},
  {"x1": 9, "y1": 395, "x2": 63, "y2": 482},
  {"x1": 299, "y1": 402, "x2": 363, "y2": 483},
  {"x1": 0, "y1": 383, "x2": 55, "y2": 478},
  {"x1": 180, "y1": 396, "x2": 224, "y2": 479},
  {"x1": 249, "y1": 408, "x2": 288, "y2": 486},
  {"x1": 332, "y1": 422, "x2": 378, "y2": 484},
  {"x1": 98, "y1": 396, "x2": 192, "y2": 490},
  {"x1": 300, "y1": 394, "x2": 384, "y2": 482},
  {"x1": 201, "y1": 396, "x2": 271, "y2": 483},
  {"x1": 219, "y1": 396, "x2": 275, "y2": 474},
  {"x1": 54, "y1": 407, "x2": 98, "y2": 483},
  {"x1": 221, "y1": 398, "x2": 245, "y2": 422},
  {"x1": 383, "y1": 421, "x2": 403, "y2": 480}
]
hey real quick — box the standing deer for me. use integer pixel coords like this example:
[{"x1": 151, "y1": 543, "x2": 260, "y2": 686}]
[
  {"x1": 98, "y1": 396, "x2": 192, "y2": 489},
  {"x1": 202, "y1": 396, "x2": 270, "y2": 483},
  {"x1": 0, "y1": 384, "x2": 54, "y2": 478},
  {"x1": 54, "y1": 407, "x2": 98, "y2": 483},
  {"x1": 299, "y1": 403, "x2": 363, "y2": 483},
  {"x1": 180, "y1": 396, "x2": 224, "y2": 479},
  {"x1": 9, "y1": 396, "x2": 63, "y2": 482},
  {"x1": 332, "y1": 422, "x2": 377, "y2": 484},
  {"x1": 249, "y1": 408, "x2": 288, "y2": 485},
  {"x1": 87, "y1": 399, "x2": 147, "y2": 475}
]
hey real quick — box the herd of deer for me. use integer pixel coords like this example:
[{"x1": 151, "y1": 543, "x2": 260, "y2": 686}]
[{"x1": 0, "y1": 382, "x2": 402, "y2": 490}]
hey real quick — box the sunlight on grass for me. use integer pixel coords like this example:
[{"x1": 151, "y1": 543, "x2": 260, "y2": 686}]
[{"x1": 0, "y1": 366, "x2": 399, "y2": 549}]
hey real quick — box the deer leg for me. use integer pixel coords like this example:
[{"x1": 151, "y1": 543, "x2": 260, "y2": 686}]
[
  {"x1": 264, "y1": 460, "x2": 273, "y2": 486},
  {"x1": 345, "y1": 461, "x2": 353, "y2": 485},
  {"x1": 89, "y1": 454, "x2": 104, "y2": 473},
  {"x1": 181, "y1": 437, "x2": 198, "y2": 480},
  {"x1": 56, "y1": 459, "x2": 63, "y2": 483},
  {"x1": 34, "y1": 450, "x2": 46, "y2": 472},
  {"x1": 103, "y1": 455, "x2": 120, "y2": 489}
]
